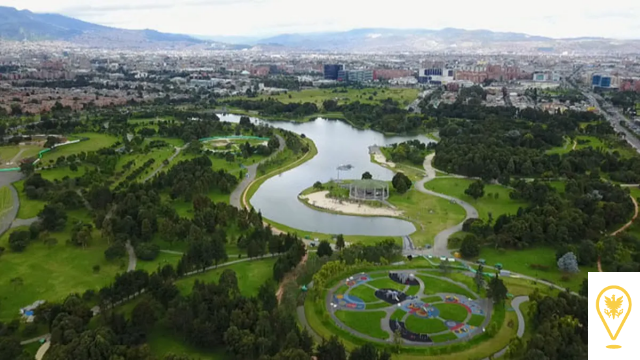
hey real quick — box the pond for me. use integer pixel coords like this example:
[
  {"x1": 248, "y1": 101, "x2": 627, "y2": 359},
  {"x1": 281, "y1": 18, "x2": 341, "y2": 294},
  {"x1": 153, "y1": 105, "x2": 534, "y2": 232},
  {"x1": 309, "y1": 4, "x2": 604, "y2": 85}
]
[{"x1": 219, "y1": 114, "x2": 433, "y2": 236}]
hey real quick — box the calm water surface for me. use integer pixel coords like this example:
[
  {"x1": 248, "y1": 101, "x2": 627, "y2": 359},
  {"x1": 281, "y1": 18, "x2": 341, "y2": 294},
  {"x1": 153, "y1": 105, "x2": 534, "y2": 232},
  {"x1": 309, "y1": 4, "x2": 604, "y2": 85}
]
[{"x1": 219, "y1": 114, "x2": 433, "y2": 236}]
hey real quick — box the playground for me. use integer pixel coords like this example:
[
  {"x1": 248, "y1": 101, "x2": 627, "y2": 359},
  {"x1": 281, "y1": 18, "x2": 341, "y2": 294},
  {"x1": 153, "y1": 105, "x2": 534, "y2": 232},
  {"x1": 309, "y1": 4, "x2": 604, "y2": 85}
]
[{"x1": 328, "y1": 270, "x2": 491, "y2": 344}]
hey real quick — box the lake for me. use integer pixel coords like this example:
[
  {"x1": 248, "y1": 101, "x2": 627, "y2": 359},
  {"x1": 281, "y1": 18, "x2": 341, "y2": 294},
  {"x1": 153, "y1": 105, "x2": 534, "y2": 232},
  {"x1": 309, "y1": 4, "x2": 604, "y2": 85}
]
[{"x1": 219, "y1": 114, "x2": 433, "y2": 236}]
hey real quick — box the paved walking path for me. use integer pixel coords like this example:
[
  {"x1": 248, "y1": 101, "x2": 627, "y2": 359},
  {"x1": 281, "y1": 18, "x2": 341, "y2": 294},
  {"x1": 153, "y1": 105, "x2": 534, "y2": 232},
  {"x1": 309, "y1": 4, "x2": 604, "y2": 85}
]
[
  {"x1": 142, "y1": 145, "x2": 185, "y2": 182},
  {"x1": 230, "y1": 134, "x2": 285, "y2": 209},
  {"x1": 0, "y1": 172, "x2": 23, "y2": 235}
]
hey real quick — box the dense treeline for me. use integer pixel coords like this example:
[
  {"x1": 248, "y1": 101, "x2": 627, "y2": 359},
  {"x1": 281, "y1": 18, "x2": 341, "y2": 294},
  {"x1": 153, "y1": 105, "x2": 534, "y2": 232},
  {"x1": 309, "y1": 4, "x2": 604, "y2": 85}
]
[
  {"x1": 431, "y1": 105, "x2": 639, "y2": 181},
  {"x1": 325, "y1": 99, "x2": 423, "y2": 134},
  {"x1": 225, "y1": 99, "x2": 319, "y2": 118},
  {"x1": 383, "y1": 140, "x2": 435, "y2": 165},
  {"x1": 507, "y1": 291, "x2": 587, "y2": 359}
]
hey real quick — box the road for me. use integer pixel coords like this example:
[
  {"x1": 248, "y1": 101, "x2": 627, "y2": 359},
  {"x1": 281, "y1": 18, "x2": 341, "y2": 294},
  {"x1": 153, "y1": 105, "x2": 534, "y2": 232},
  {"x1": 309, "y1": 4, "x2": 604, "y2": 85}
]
[
  {"x1": 582, "y1": 91, "x2": 640, "y2": 154},
  {"x1": 0, "y1": 172, "x2": 24, "y2": 236},
  {"x1": 230, "y1": 134, "x2": 285, "y2": 209}
]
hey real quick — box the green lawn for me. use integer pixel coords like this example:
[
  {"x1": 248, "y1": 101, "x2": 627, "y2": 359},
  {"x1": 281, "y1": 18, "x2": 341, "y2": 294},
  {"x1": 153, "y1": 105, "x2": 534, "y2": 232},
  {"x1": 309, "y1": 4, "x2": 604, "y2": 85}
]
[
  {"x1": 39, "y1": 165, "x2": 88, "y2": 181},
  {"x1": 389, "y1": 187, "x2": 466, "y2": 247},
  {"x1": 367, "y1": 278, "x2": 407, "y2": 292},
  {"x1": 0, "y1": 144, "x2": 42, "y2": 168},
  {"x1": 405, "y1": 285, "x2": 420, "y2": 296},
  {"x1": 136, "y1": 251, "x2": 183, "y2": 274},
  {"x1": 391, "y1": 308, "x2": 407, "y2": 321},
  {"x1": 41, "y1": 133, "x2": 120, "y2": 163},
  {"x1": 434, "y1": 303, "x2": 469, "y2": 322},
  {"x1": 404, "y1": 315, "x2": 448, "y2": 334},
  {"x1": 468, "y1": 314, "x2": 485, "y2": 327},
  {"x1": 0, "y1": 186, "x2": 13, "y2": 216},
  {"x1": 431, "y1": 332, "x2": 457, "y2": 342},
  {"x1": 421, "y1": 295, "x2": 443, "y2": 303},
  {"x1": 575, "y1": 135, "x2": 605, "y2": 151},
  {"x1": 235, "y1": 87, "x2": 419, "y2": 108},
  {"x1": 417, "y1": 274, "x2": 476, "y2": 299},
  {"x1": 0, "y1": 221, "x2": 121, "y2": 321},
  {"x1": 546, "y1": 137, "x2": 573, "y2": 155},
  {"x1": 335, "y1": 310, "x2": 389, "y2": 339},
  {"x1": 477, "y1": 246, "x2": 593, "y2": 291},
  {"x1": 424, "y1": 178, "x2": 527, "y2": 221},
  {"x1": 347, "y1": 284, "x2": 379, "y2": 303},
  {"x1": 147, "y1": 328, "x2": 228, "y2": 360},
  {"x1": 175, "y1": 257, "x2": 276, "y2": 297},
  {"x1": 13, "y1": 180, "x2": 46, "y2": 219}
]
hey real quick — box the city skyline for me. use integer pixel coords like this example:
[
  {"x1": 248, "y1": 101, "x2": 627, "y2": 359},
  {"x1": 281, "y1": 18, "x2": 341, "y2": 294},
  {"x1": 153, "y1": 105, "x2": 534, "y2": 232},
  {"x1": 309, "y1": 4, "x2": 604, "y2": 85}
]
[{"x1": 1, "y1": 0, "x2": 639, "y2": 40}]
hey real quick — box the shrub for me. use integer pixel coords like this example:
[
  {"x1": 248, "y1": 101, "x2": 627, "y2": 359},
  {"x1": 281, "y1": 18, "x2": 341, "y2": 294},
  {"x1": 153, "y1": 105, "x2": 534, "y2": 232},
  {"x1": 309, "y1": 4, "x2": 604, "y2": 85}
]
[
  {"x1": 9, "y1": 230, "x2": 31, "y2": 252},
  {"x1": 135, "y1": 243, "x2": 160, "y2": 261}
]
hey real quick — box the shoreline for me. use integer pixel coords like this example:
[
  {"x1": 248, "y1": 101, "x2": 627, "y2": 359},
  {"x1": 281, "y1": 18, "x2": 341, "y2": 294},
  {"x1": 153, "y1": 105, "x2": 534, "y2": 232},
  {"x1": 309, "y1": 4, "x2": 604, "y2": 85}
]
[{"x1": 298, "y1": 190, "x2": 403, "y2": 218}]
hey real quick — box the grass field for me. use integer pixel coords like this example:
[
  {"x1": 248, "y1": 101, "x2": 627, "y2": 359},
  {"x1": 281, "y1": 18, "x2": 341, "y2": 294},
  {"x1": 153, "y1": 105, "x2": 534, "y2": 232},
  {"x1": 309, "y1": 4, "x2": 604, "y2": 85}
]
[
  {"x1": 348, "y1": 284, "x2": 380, "y2": 303},
  {"x1": 0, "y1": 186, "x2": 13, "y2": 216},
  {"x1": 468, "y1": 314, "x2": 485, "y2": 327},
  {"x1": 175, "y1": 257, "x2": 276, "y2": 297},
  {"x1": 434, "y1": 303, "x2": 469, "y2": 322},
  {"x1": 575, "y1": 135, "x2": 605, "y2": 151},
  {"x1": 335, "y1": 310, "x2": 389, "y2": 339},
  {"x1": 41, "y1": 133, "x2": 120, "y2": 163},
  {"x1": 421, "y1": 295, "x2": 444, "y2": 303},
  {"x1": 477, "y1": 246, "x2": 593, "y2": 291},
  {"x1": 389, "y1": 188, "x2": 466, "y2": 247},
  {"x1": 367, "y1": 278, "x2": 407, "y2": 292},
  {"x1": 423, "y1": 178, "x2": 527, "y2": 221},
  {"x1": 13, "y1": 180, "x2": 46, "y2": 219},
  {"x1": 431, "y1": 333, "x2": 458, "y2": 342},
  {"x1": 405, "y1": 285, "x2": 420, "y2": 296},
  {"x1": 136, "y1": 251, "x2": 183, "y2": 274},
  {"x1": 404, "y1": 315, "x2": 448, "y2": 334},
  {"x1": 0, "y1": 218, "x2": 121, "y2": 321},
  {"x1": 0, "y1": 144, "x2": 42, "y2": 168},
  {"x1": 417, "y1": 274, "x2": 476, "y2": 299},
  {"x1": 39, "y1": 165, "x2": 88, "y2": 181},
  {"x1": 235, "y1": 87, "x2": 419, "y2": 108}
]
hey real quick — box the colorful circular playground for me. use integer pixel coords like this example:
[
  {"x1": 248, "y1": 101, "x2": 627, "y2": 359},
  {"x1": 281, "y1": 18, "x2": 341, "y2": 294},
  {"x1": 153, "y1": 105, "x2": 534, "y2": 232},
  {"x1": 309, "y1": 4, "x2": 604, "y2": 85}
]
[{"x1": 327, "y1": 270, "x2": 491, "y2": 345}]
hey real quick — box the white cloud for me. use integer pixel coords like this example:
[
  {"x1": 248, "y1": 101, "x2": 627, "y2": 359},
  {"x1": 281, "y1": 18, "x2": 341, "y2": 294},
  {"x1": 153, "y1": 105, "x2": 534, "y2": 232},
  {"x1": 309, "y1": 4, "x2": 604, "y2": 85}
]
[{"x1": 1, "y1": 0, "x2": 639, "y2": 38}]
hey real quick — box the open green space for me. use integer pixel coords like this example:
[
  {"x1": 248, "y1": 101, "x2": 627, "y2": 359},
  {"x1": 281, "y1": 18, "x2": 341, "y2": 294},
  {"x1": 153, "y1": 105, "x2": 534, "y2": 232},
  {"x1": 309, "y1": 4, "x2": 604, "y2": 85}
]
[
  {"x1": 417, "y1": 274, "x2": 476, "y2": 299},
  {"x1": 0, "y1": 220, "x2": 121, "y2": 321},
  {"x1": 546, "y1": 137, "x2": 573, "y2": 155},
  {"x1": 389, "y1": 187, "x2": 466, "y2": 247},
  {"x1": 365, "y1": 302, "x2": 394, "y2": 310},
  {"x1": 424, "y1": 178, "x2": 527, "y2": 221},
  {"x1": 0, "y1": 186, "x2": 13, "y2": 216},
  {"x1": 468, "y1": 314, "x2": 485, "y2": 327},
  {"x1": 575, "y1": 135, "x2": 605, "y2": 151},
  {"x1": 148, "y1": 327, "x2": 227, "y2": 360},
  {"x1": 367, "y1": 277, "x2": 407, "y2": 292},
  {"x1": 433, "y1": 303, "x2": 469, "y2": 322},
  {"x1": 421, "y1": 295, "x2": 443, "y2": 303},
  {"x1": 477, "y1": 246, "x2": 593, "y2": 291},
  {"x1": 40, "y1": 133, "x2": 120, "y2": 163},
  {"x1": 391, "y1": 308, "x2": 407, "y2": 321},
  {"x1": 236, "y1": 87, "x2": 419, "y2": 108},
  {"x1": 404, "y1": 315, "x2": 448, "y2": 334},
  {"x1": 335, "y1": 310, "x2": 389, "y2": 340},
  {"x1": 0, "y1": 144, "x2": 42, "y2": 168},
  {"x1": 136, "y1": 251, "x2": 183, "y2": 274},
  {"x1": 39, "y1": 165, "x2": 88, "y2": 181},
  {"x1": 347, "y1": 284, "x2": 380, "y2": 303},
  {"x1": 405, "y1": 285, "x2": 420, "y2": 296},
  {"x1": 175, "y1": 257, "x2": 277, "y2": 297},
  {"x1": 431, "y1": 332, "x2": 458, "y2": 343}
]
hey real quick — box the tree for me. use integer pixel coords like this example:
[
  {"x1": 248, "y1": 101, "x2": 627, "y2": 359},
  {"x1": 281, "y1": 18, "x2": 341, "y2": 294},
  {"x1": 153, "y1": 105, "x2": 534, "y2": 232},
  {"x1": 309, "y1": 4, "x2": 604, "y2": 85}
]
[
  {"x1": 131, "y1": 299, "x2": 158, "y2": 330},
  {"x1": 439, "y1": 260, "x2": 451, "y2": 274},
  {"x1": 349, "y1": 343, "x2": 378, "y2": 360},
  {"x1": 361, "y1": 171, "x2": 372, "y2": 180},
  {"x1": 577, "y1": 240, "x2": 596, "y2": 266},
  {"x1": 392, "y1": 329, "x2": 403, "y2": 353},
  {"x1": 104, "y1": 243, "x2": 126, "y2": 261},
  {"x1": 316, "y1": 336, "x2": 346, "y2": 360},
  {"x1": 579, "y1": 278, "x2": 588, "y2": 297},
  {"x1": 313, "y1": 181, "x2": 323, "y2": 190},
  {"x1": 487, "y1": 274, "x2": 508, "y2": 305},
  {"x1": 392, "y1": 172, "x2": 411, "y2": 194},
  {"x1": 460, "y1": 234, "x2": 480, "y2": 258},
  {"x1": 465, "y1": 180, "x2": 485, "y2": 200},
  {"x1": 135, "y1": 243, "x2": 160, "y2": 261},
  {"x1": 8, "y1": 230, "x2": 30, "y2": 252},
  {"x1": 474, "y1": 264, "x2": 486, "y2": 293},
  {"x1": 39, "y1": 204, "x2": 67, "y2": 231},
  {"x1": 557, "y1": 252, "x2": 580, "y2": 273},
  {"x1": 19, "y1": 162, "x2": 34, "y2": 176},
  {"x1": 317, "y1": 241, "x2": 333, "y2": 258},
  {"x1": 336, "y1": 234, "x2": 345, "y2": 251}
]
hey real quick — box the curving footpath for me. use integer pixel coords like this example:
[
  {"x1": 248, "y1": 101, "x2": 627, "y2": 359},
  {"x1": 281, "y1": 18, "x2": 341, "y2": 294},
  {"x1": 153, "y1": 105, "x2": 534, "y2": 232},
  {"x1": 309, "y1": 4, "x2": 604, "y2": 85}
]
[
  {"x1": 414, "y1": 154, "x2": 478, "y2": 257},
  {"x1": 482, "y1": 296, "x2": 529, "y2": 360},
  {"x1": 230, "y1": 134, "x2": 285, "y2": 209}
]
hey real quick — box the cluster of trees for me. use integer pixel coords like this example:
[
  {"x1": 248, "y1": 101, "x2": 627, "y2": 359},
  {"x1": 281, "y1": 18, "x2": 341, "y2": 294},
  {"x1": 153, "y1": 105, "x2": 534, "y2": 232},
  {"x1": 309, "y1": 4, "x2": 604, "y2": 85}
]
[
  {"x1": 225, "y1": 99, "x2": 319, "y2": 118},
  {"x1": 329, "y1": 99, "x2": 424, "y2": 134},
  {"x1": 507, "y1": 291, "x2": 587, "y2": 359},
  {"x1": 383, "y1": 140, "x2": 434, "y2": 165}
]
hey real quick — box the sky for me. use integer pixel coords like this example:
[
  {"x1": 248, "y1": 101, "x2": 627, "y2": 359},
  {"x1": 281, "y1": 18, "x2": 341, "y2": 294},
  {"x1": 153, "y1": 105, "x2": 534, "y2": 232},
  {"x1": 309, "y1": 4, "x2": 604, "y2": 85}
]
[{"x1": 2, "y1": 0, "x2": 640, "y2": 39}]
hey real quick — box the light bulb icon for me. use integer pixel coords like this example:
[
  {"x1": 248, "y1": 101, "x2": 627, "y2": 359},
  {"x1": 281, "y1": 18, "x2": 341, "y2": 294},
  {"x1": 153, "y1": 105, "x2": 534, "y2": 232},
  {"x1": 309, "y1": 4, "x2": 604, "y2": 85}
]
[{"x1": 596, "y1": 285, "x2": 632, "y2": 349}]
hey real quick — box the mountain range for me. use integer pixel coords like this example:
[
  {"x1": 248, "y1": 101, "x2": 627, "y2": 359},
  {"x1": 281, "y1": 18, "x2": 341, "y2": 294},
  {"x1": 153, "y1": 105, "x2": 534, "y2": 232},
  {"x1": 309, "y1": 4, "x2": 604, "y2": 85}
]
[{"x1": 1, "y1": 6, "x2": 640, "y2": 53}]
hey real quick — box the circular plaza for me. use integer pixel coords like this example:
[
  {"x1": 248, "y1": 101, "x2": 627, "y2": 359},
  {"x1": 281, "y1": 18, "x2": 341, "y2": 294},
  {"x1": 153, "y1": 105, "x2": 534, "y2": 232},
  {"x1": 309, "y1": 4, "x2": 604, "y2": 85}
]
[{"x1": 326, "y1": 270, "x2": 491, "y2": 345}]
